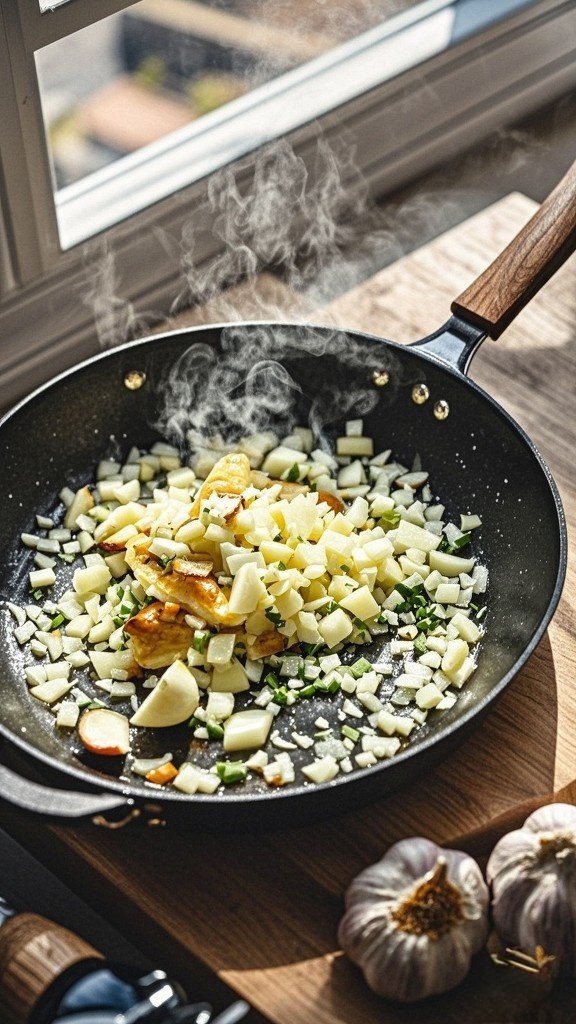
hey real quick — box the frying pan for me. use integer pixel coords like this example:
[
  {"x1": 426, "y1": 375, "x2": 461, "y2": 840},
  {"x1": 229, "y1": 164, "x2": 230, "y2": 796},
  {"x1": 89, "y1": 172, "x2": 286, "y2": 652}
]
[{"x1": 0, "y1": 162, "x2": 574, "y2": 830}]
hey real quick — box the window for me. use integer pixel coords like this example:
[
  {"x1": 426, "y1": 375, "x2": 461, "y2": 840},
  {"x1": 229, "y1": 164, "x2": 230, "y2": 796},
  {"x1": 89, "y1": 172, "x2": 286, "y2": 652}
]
[{"x1": 0, "y1": 0, "x2": 575, "y2": 404}]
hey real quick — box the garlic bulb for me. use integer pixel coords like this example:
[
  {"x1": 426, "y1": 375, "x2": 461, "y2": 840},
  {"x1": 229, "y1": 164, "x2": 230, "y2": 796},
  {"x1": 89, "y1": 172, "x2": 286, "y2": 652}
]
[
  {"x1": 487, "y1": 802, "x2": 576, "y2": 976},
  {"x1": 338, "y1": 836, "x2": 489, "y2": 1001}
]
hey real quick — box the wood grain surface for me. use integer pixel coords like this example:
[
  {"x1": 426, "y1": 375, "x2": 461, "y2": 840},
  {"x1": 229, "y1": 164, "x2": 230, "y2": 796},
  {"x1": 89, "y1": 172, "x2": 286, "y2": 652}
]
[
  {"x1": 451, "y1": 161, "x2": 576, "y2": 337},
  {"x1": 6, "y1": 194, "x2": 576, "y2": 1024},
  {"x1": 0, "y1": 914, "x2": 102, "y2": 1024}
]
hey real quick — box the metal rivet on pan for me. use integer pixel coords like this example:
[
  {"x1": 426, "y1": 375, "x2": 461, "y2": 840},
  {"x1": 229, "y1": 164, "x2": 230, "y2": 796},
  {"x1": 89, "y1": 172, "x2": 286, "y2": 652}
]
[
  {"x1": 434, "y1": 399, "x2": 450, "y2": 420},
  {"x1": 372, "y1": 369, "x2": 390, "y2": 387},
  {"x1": 411, "y1": 383, "x2": 430, "y2": 405},
  {"x1": 124, "y1": 369, "x2": 146, "y2": 390}
]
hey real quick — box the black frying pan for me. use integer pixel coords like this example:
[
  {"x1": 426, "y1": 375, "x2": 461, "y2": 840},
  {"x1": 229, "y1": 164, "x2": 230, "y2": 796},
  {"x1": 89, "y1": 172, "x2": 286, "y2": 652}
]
[{"x1": 0, "y1": 162, "x2": 574, "y2": 830}]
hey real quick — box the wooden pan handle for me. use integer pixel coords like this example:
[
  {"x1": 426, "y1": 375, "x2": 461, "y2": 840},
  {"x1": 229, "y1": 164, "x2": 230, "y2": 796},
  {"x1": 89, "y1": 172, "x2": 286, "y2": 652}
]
[
  {"x1": 451, "y1": 159, "x2": 576, "y2": 338},
  {"x1": 0, "y1": 913, "x2": 102, "y2": 1024}
]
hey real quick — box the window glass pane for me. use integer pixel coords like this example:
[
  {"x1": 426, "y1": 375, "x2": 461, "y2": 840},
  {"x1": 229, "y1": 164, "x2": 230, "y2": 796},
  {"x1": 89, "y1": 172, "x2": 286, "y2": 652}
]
[
  {"x1": 35, "y1": 0, "x2": 426, "y2": 190},
  {"x1": 39, "y1": 1, "x2": 74, "y2": 10}
]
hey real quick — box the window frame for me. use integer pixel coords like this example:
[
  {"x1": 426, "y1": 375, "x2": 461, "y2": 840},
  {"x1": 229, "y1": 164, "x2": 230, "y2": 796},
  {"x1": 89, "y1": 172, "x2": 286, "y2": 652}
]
[{"x1": 0, "y1": 0, "x2": 575, "y2": 408}]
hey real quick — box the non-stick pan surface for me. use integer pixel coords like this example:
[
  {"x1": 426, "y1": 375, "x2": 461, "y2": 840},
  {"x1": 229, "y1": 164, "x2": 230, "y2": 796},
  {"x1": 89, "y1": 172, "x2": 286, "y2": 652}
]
[{"x1": 0, "y1": 320, "x2": 566, "y2": 828}]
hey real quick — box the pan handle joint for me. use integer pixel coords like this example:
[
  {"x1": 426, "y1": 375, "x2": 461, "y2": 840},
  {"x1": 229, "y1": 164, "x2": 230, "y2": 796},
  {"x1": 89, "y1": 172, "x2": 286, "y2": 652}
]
[{"x1": 410, "y1": 315, "x2": 485, "y2": 374}]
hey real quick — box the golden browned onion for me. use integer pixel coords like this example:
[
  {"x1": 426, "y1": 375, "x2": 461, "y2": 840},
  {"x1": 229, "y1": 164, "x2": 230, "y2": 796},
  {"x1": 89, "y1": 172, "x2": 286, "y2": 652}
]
[
  {"x1": 124, "y1": 601, "x2": 193, "y2": 670},
  {"x1": 125, "y1": 535, "x2": 244, "y2": 628},
  {"x1": 190, "y1": 452, "x2": 251, "y2": 518}
]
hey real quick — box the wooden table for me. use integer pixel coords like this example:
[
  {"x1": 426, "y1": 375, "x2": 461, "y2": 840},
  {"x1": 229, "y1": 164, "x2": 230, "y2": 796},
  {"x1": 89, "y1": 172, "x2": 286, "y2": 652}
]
[{"x1": 5, "y1": 194, "x2": 576, "y2": 1023}]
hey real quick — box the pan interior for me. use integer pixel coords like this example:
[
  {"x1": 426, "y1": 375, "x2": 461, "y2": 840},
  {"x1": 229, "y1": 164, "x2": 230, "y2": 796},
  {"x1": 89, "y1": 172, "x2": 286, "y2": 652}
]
[{"x1": 0, "y1": 324, "x2": 563, "y2": 800}]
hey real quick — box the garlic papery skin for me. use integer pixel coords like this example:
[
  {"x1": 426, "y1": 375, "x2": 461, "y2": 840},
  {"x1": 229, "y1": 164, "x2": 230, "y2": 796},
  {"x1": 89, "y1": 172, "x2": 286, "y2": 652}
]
[
  {"x1": 487, "y1": 802, "x2": 576, "y2": 976},
  {"x1": 338, "y1": 837, "x2": 489, "y2": 1001}
]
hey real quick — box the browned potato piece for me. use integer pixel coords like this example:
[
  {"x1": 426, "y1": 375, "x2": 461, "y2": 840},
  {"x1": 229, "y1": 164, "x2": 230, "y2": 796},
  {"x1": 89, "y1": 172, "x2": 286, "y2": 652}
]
[
  {"x1": 190, "y1": 452, "x2": 251, "y2": 517},
  {"x1": 124, "y1": 601, "x2": 193, "y2": 670},
  {"x1": 317, "y1": 490, "x2": 345, "y2": 514},
  {"x1": 125, "y1": 536, "x2": 244, "y2": 627},
  {"x1": 173, "y1": 555, "x2": 214, "y2": 578},
  {"x1": 246, "y1": 630, "x2": 286, "y2": 660}
]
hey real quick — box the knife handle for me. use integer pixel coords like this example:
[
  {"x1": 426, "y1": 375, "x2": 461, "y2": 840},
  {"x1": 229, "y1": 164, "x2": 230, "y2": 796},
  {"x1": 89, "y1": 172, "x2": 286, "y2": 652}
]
[{"x1": 451, "y1": 159, "x2": 576, "y2": 338}]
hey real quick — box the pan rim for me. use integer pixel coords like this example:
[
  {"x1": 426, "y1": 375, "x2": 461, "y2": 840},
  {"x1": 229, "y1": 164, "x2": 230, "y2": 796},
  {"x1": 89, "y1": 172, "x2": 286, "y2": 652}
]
[{"x1": 0, "y1": 321, "x2": 568, "y2": 808}]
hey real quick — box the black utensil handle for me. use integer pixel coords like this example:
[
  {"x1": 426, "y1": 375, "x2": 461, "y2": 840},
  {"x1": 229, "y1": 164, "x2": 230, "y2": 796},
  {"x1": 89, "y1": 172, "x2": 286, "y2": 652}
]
[
  {"x1": 0, "y1": 763, "x2": 132, "y2": 821},
  {"x1": 451, "y1": 159, "x2": 576, "y2": 338}
]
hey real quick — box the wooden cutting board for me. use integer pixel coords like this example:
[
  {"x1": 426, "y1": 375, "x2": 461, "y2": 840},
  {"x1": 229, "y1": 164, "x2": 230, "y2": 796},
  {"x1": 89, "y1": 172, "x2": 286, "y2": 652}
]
[{"x1": 6, "y1": 194, "x2": 576, "y2": 1023}]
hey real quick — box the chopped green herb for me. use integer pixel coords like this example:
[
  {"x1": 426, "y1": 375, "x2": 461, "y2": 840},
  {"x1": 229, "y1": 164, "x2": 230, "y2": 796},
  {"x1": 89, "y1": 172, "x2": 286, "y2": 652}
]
[
  {"x1": 314, "y1": 677, "x2": 340, "y2": 694},
  {"x1": 379, "y1": 508, "x2": 401, "y2": 529},
  {"x1": 350, "y1": 657, "x2": 372, "y2": 678},
  {"x1": 271, "y1": 686, "x2": 290, "y2": 706},
  {"x1": 206, "y1": 719, "x2": 225, "y2": 740},
  {"x1": 265, "y1": 608, "x2": 285, "y2": 628},
  {"x1": 413, "y1": 634, "x2": 428, "y2": 654},
  {"x1": 264, "y1": 672, "x2": 280, "y2": 690},
  {"x1": 326, "y1": 601, "x2": 340, "y2": 614},
  {"x1": 192, "y1": 630, "x2": 211, "y2": 653},
  {"x1": 50, "y1": 614, "x2": 65, "y2": 631},
  {"x1": 341, "y1": 724, "x2": 360, "y2": 743},
  {"x1": 188, "y1": 715, "x2": 203, "y2": 730},
  {"x1": 32, "y1": 589, "x2": 43, "y2": 600},
  {"x1": 352, "y1": 616, "x2": 367, "y2": 631},
  {"x1": 277, "y1": 561, "x2": 287, "y2": 571},
  {"x1": 302, "y1": 642, "x2": 323, "y2": 657},
  {"x1": 340, "y1": 564, "x2": 350, "y2": 572},
  {"x1": 286, "y1": 463, "x2": 301, "y2": 483},
  {"x1": 299, "y1": 684, "x2": 316, "y2": 698},
  {"x1": 216, "y1": 761, "x2": 248, "y2": 785}
]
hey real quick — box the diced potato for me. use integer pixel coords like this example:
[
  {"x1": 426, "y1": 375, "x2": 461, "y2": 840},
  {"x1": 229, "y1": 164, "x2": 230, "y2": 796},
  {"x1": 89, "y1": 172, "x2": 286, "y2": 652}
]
[
  {"x1": 30, "y1": 678, "x2": 73, "y2": 704},
  {"x1": 448, "y1": 655, "x2": 477, "y2": 689},
  {"x1": 228, "y1": 562, "x2": 266, "y2": 615},
  {"x1": 206, "y1": 691, "x2": 234, "y2": 721},
  {"x1": 259, "y1": 540, "x2": 294, "y2": 565},
  {"x1": 429, "y1": 550, "x2": 475, "y2": 576},
  {"x1": 275, "y1": 588, "x2": 304, "y2": 620},
  {"x1": 175, "y1": 520, "x2": 206, "y2": 544},
  {"x1": 73, "y1": 564, "x2": 111, "y2": 596},
  {"x1": 450, "y1": 612, "x2": 481, "y2": 644},
  {"x1": 415, "y1": 683, "x2": 444, "y2": 709},
  {"x1": 336, "y1": 437, "x2": 374, "y2": 457},
  {"x1": 441, "y1": 638, "x2": 469, "y2": 674},
  {"x1": 318, "y1": 608, "x2": 353, "y2": 648},
  {"x1": 56, "y1": 701, "x2": 81, "y2": 729},
  {"x1": 89, "y1": 649, "x2": 138, "y2": 680},
  {"x1": 339, "y1": 585, "x2": 380, "y2": 621},
  {"x1": 210, "y1": 658, "x2": 250, "y2": 693},
  {"x1": 296, "y1": 611, "x2": 323, "y2": 644},
  {"x1": 435, "y1": 583, "x2": 460, "y2": 605},
  {"x1": 223, "y1": 709, "x2": 273, "y2": 752},
  {"x1": 394, "y1": 519, "x2": 441, "y2": 553},
  {"x1": 131, "y1": 661, "x2": 199, "y2": 727},
  {"x1": 206, "y1": 633, "x2": 236, "y2": 666},
  {"x1": 262, "y1": 446, "x2": 308, "y2": 478},
  {"x1": 64, "y1": 486, "x2": 94, "y2": 530},
  {"x1": 302, "y1": 755, "x2": 339, "y2": 783},
  {"x1": 94, "y1": 502, "x2": 145, "y2": 543},
  {"x1": 65, "y1": 615, "x2": 92, "y2": 639},
  {"x1": 173, "y1": 763, "x2": 202, "y2": 794}
]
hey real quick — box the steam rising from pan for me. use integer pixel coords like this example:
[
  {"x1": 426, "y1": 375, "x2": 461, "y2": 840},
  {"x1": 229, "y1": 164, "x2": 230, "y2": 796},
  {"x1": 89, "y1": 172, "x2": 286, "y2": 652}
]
[{"x1": 155, "y1": 321, "x2": 402, "y2": 449}]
